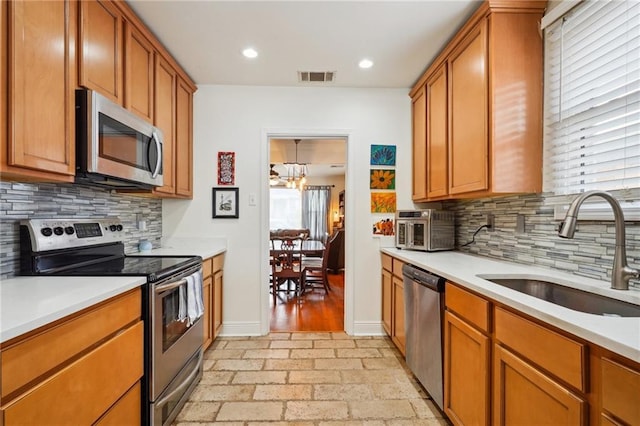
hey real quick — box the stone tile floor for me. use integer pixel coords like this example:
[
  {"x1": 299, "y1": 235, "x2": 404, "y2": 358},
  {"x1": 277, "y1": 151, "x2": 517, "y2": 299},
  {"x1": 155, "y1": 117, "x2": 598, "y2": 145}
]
[{"x1": 174, "y1": 332, "x2": 450, "y2": 425}]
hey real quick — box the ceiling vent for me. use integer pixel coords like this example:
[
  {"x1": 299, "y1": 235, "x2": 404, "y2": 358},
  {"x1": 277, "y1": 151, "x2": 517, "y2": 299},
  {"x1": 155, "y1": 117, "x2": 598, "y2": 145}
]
[{"x1": 298, "y1": 71, "x2": 335, "y2": 83}]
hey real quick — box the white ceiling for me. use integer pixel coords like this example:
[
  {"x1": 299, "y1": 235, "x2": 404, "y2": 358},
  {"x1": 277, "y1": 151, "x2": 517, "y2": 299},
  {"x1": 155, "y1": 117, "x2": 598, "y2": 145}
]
[
  {"x1": 127, "y1": 0, "x2": 482, "y2": 88},
  {"x1": 270, "y1": 138, "x2": 347, "y2": 179}
]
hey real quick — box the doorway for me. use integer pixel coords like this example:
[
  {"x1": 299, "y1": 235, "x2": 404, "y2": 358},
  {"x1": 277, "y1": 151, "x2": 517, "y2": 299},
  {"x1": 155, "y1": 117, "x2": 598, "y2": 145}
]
[{"x1": 267, "y1": 137, "x2": 347, "y2": 332}]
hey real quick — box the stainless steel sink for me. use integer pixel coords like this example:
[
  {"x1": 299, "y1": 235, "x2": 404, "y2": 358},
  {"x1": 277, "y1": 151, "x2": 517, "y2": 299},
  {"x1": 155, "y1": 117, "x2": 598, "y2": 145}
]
[{"x1": 478, "y1": 276, "x2": 640, "y2": 317}]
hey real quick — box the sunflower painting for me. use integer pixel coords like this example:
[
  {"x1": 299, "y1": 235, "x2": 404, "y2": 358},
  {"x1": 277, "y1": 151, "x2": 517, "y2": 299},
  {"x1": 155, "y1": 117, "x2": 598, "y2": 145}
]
[
  {"x1": 370, "y1": 145, "x2": 396, "y2": 166},
  {"x1": 371, "y1": 192, "x2": 396, "y2": 213},
  {"x1": 370, "y1": 169, "x2": 395, "y2": 190}
]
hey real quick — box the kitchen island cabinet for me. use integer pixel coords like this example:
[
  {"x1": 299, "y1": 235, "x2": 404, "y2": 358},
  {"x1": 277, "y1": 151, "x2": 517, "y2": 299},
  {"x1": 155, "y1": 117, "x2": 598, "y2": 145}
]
[
  {"x1": 410, "y1": 0, "x2": 545, "y2": 201},
  {"x1": 0, "y1": 288, "x2": 143, "y2": 425},
  {"x1": 1, "y1": 0, "x2": 76, "y2": 183}
]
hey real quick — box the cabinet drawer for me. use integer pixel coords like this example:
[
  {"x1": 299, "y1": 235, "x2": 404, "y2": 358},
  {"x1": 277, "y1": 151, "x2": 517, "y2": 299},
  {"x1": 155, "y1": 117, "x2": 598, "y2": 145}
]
[
  {"x1": 494, "y1": 307, "x2": 586, "y2": 391},
  {"x1": 202, "y1": 257, "x2": 213, "y2": 278},
  {"x1": 445, "y1": 283, "x2": 490, "y2": 333},
  {"x1": 601, "y1": 357, "x2": 640, "y2": 425},
  {"x1": 2, "y1": 321, "x2": 143, "y2": 425},
  {"x1": 1, "y1": 289, "x2": 141, "y2": 399},
  {"x1": 95, "y1": 381, "x2": 141, "y2": 426},
  {"x1": 392, "y1": 258, "x2": 404, "y2": 278},
  {"x1": 381, "y1": 254, "x2": 393, "y2": 272},
  {"x1": 212, "y1": 253, "x2": 224, "y2": 273}
]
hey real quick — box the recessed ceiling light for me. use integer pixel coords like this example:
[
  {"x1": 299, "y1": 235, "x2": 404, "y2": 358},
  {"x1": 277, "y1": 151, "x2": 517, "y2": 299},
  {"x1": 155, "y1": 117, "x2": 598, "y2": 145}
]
[
  {"x1": 359, "y1": 59, "x2": 374, "y2": 69},
  {"x1": 242, "y1": 48, "x2": 258, "y2": 59}
]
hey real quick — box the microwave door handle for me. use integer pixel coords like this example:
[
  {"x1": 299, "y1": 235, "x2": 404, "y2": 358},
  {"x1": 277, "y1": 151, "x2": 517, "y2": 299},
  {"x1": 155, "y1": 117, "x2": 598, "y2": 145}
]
[
  {"x1": 407, "y1": 223, "x2": 413, "y2": 247},
  {"x1": 150, "y1": 131, "x2": 162, "y2": 178}
]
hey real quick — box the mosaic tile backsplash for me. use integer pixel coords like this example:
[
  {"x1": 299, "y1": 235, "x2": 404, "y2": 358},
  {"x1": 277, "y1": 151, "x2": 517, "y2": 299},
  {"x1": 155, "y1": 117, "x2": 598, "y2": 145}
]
[
  {"x1": 0, "y1": 181, "x2": 162, "y2": 278},
  {"x1": 449, "y1": 193, "x2": 640, "y2": 288}
]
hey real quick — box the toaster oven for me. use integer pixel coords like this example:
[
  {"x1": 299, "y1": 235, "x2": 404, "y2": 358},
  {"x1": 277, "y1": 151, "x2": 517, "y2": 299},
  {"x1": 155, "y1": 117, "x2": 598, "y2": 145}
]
[{"x1": 395, "y1": 210, "x2": 455, "y2": 252}]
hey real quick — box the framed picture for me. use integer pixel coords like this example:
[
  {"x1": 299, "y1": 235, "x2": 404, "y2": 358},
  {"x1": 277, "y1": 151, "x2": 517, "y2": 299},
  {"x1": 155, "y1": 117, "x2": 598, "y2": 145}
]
[
  {"x1": 212, "y1": 187, "x2": 239, "y2": 218},
  {"x1": 370, "y1": 144, "x2": 396, "y2": 166},
  {"x1": 217, "y1": 152, "x2": 235, "y2": 185}
]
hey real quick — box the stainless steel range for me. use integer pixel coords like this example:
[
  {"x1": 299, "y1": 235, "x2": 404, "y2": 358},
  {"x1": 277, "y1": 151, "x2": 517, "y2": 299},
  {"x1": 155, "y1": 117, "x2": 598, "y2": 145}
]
[{"x1": 20, "y1": 218, "x2": 204, "y2": 426}]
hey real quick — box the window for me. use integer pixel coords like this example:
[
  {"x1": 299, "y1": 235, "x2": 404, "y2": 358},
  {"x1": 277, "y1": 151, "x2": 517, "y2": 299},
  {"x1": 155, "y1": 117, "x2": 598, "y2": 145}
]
[
  {"x1": 270, "y1": 188, "x2": 301, "y2": 229},
  {"x1": 543, "y1": 0, "x2": 640, "y2": 197}
]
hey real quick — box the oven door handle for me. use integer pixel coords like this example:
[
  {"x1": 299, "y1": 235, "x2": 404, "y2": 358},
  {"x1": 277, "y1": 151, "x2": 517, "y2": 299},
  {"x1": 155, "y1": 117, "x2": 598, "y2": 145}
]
[
  {"x1": 155, "y1": 350, "x2": 203, "y2": 409},
  {"x1": 155, "y1": 278, "x2": 188, "y2": 294}
]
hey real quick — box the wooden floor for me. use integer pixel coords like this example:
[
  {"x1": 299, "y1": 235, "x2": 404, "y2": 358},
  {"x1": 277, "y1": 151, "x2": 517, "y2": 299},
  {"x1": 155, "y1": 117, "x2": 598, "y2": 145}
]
[{"x1": 270, "y1": 272, "x2": 344, "y2": 332}]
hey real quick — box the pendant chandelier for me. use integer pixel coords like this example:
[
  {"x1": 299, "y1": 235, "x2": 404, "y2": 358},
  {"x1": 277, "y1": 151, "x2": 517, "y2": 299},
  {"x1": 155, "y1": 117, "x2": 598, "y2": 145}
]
[{"x1": 284, "y1": 139, "x2": 307, "y2": 190}]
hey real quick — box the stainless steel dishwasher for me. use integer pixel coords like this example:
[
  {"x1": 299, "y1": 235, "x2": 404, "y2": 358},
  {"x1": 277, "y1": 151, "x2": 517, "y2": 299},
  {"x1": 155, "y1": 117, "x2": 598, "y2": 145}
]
[{"x1": 402, "y1": 263, "x2": 445, "y2": 411}]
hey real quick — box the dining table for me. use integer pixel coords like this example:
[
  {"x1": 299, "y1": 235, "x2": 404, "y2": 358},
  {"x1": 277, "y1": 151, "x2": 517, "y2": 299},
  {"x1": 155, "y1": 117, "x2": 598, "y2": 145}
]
[{"x1": 269, "y1": 238, "x2": 325, "y2": 257}]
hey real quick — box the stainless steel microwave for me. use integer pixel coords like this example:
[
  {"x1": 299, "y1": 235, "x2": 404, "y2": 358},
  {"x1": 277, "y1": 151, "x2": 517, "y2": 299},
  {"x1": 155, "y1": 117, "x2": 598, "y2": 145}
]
[
  {"x1": 395, "y1": 210, "x2": 455, "y2": 252},
  {"x1": 75, "y1": 89, "x2": 163, "y2": 189}
]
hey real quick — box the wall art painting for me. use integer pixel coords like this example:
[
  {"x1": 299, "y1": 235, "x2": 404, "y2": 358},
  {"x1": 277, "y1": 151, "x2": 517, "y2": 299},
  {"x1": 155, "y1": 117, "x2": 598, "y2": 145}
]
[
  {"x1": 370, "y1": 145, "x2": 396, "y2": 166},
  {"x1": 370, "y1": 192, "x2": 396, "y2": 213},
  {"x1": 212, "y1": 187, "x2": 239, "y2": 218},
  {"x1": 217, "y1": 152, "x2": 235, "y2": 185},
  {"x1": 370, "y1": 169, "x2": 395, "y2": 190}
]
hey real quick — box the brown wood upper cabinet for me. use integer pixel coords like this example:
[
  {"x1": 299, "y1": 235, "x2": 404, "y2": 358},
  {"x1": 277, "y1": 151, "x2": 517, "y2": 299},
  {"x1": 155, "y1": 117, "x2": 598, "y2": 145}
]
[
  {"x1": 125, "y1": 22, "x2": 155, "y2": 123},
  {"x1": 79, "y1": 0, "x2": 123, "y2": 104},
  {"x1": 410, "y1": 0, "x2": 545, "y2": 201},
  {"x1": 1, "y1": 0, "x2": 76, "y2": 183},
  {"x1": 76, "y1": 0, "x2": 196, "y2": 198}
]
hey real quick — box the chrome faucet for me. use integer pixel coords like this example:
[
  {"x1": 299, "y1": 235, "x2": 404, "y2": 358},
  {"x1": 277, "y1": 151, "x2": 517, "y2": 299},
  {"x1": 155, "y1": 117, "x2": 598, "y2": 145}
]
[{"x1": 558, "y1": 190, "x2": 639, "y2": 290}]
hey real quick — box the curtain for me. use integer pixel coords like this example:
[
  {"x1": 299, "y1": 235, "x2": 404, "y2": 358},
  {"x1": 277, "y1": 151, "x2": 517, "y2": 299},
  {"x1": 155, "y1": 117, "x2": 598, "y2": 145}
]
[{"x1": 301, "y1": 186, "x2": 331, "y2": 241}]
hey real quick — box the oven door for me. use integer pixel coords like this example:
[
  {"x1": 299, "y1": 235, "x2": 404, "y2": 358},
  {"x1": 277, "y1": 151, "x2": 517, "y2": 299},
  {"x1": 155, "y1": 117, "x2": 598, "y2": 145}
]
[
  {"x1": 151, "y1": 271, "x2": 204, "y2": 401},
  {"x1": 409, "y1": 221, "x2": 427, "y2": 250}
]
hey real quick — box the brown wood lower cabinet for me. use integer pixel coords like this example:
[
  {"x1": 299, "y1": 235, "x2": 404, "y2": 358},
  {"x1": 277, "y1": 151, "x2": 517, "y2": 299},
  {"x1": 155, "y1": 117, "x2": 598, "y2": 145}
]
[
  {"x1": 0, "y1": 289, "x2": 143, "y2": 425},
  {"x1": 443, "y1": 281, "x2": 640, "y2": 426},
  {"x1": 444, "y1": 311, "x2": 490, "y2": 426},
  {"x1": 493, "y1": 344, "x2": 586, "y2": 426},
  {"x1": 380, "y1": 254, "x2": 405, "y2": 355},
  {"x1": 202, "y1": 253, "x2": 224, "y2": 351}
]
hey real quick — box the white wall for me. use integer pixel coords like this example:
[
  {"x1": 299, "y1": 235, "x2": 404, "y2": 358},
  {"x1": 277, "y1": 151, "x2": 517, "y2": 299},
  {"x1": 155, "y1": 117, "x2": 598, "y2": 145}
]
[{"x1": 163, "y1": 85, "x2": 412, "y2": 335}]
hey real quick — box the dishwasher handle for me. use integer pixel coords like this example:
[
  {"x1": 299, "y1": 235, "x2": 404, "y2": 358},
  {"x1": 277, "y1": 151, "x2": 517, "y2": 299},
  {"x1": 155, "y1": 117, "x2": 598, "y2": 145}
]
[{"x1": 402, "y1": 264, "x2": 445, "y2": 292}]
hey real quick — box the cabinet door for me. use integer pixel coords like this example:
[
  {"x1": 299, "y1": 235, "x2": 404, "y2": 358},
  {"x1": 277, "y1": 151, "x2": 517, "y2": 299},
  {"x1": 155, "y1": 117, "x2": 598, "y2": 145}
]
[
  {"x1": 601, "y1": 357, "x2": 640, "y2": 425},
  {"x1": 4, "y1": 0, "x2": 76, "y2": 179},
  {"x1": 153, "y1": 55, "x2": 176, "y2": 195},
  {"x1": 392, "y1": 275, "x2": 405, "y2": 355},
  {"x1": 95, "y1": 382, "x2": 141, "y2": 426},
  {"x1": 426, "y1": 64, "x2": 448, "y2": 199},
  {"x1": 79, "y1": 0, "x2": 123, "y2": 103},
  {"x1": 412, "y1": 87, "x2": 427, "y2": 201},
  {"x1": 125, "y1": 22, "x2": 154, "y2": 122},
  {"x1": 448, "y1": 19, "x2": 488, "y2": 195},
  {"x1": 202, "y1": 276, "x2": 213, "y2": 350},
  {"x1": 213, "y1": 269, "x2": 223, "y2": 339},
  {"x1": 381, "y1": 268, "x2": 392, "y2": 336},
  {"x1": 175, "y1": 77, "x2": 193, "y2": 198},
  {"x1": 493, "y1": 344, "x2": 586, "y2": 426},
  {"x1": 444, "y1": 310, "x2": 490, "y2": 426}
]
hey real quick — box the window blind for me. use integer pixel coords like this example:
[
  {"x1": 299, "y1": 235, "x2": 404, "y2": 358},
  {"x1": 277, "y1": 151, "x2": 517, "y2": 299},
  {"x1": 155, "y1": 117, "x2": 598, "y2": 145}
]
[{"x1": 543, "y1": 0, "x2": 640, "y2": 196}]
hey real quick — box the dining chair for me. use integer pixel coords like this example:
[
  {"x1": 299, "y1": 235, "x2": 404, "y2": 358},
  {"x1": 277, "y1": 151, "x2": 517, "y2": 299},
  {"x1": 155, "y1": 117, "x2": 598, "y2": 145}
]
[
  {"x1": 300, "y1": 234, "x2": 333, "y2": 294},
  {"x1": 271, "y1": 237, "x2": 304, "y2": 301}
]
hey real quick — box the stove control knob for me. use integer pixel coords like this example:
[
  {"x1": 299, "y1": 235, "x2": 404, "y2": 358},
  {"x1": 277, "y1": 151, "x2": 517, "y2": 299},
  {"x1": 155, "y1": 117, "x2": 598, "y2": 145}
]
[
  {"x1": 53, "y1": 227, "x2": 64, "y2": 236},
  {"x1": 65, "y1": 226, "x2": 75, "y2": 235},
  {"x1": 109, "y1": 225, "x2": 117, "y2": 232},
  {"x1": 41, "y1": 227, "x2": 53, "y2": 237},
  {"x1": 116, "y1": 224, "x2": 123, "y2": 231}
]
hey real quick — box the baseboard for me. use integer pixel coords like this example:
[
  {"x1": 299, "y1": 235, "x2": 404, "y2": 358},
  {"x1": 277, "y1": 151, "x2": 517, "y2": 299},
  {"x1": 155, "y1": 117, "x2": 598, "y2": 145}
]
[
  {"x1": 351, "y1": 321, "x2": 387, "y2": 336},
  {"x1": 218, "y1": 321, "x2": 263, "y2": 337}
]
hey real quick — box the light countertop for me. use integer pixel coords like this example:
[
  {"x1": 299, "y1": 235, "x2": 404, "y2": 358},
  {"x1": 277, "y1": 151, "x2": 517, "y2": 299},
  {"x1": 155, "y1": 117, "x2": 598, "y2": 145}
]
[
  {"x1": 382, "y1": 248, "x2": 640, "y2": 362},
  {"x1": 0, "y1": 275, "x2": 146, "y2": 343},
  {"x1": 1, "y1": 238, "x2": 227, "y2": 344},
  {"x1": 134, "y1": 237, "x2": 226, "y2": 259}
]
